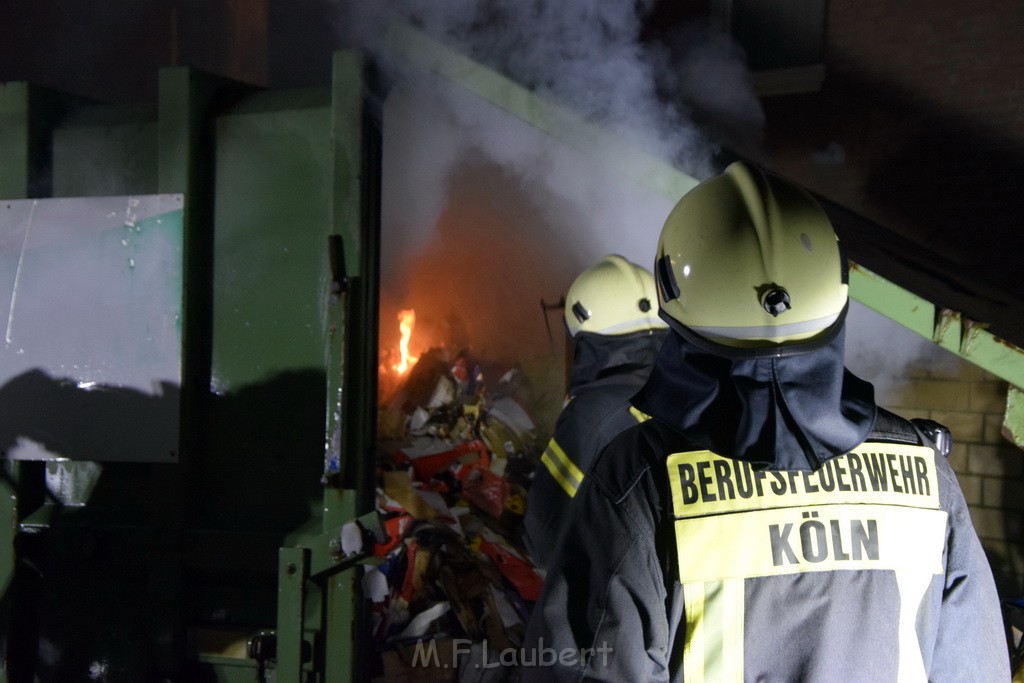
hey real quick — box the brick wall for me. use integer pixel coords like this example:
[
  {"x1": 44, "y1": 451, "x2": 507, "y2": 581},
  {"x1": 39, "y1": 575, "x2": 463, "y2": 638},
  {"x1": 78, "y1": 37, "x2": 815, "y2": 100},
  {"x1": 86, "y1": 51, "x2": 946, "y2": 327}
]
[{"x1": 847, "y1": 303, "x2": 1024, "y2": 597}]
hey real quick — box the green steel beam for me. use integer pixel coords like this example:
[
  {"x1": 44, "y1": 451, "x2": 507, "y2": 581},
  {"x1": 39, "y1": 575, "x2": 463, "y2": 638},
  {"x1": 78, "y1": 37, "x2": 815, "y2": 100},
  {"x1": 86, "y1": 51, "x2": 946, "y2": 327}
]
[
  {"x1": 961, "y1": 321, "x2": 1024, "y2": 387},
  {"x1": 383, "y1": 22, "x2": 700, "y2": 201}
]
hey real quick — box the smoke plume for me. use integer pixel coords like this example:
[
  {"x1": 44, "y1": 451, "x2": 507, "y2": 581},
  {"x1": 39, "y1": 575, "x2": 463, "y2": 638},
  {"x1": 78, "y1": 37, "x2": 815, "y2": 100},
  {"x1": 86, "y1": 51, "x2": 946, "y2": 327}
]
[{"x1": 336, "y1": 1, "x2": 763, "y2": 412}]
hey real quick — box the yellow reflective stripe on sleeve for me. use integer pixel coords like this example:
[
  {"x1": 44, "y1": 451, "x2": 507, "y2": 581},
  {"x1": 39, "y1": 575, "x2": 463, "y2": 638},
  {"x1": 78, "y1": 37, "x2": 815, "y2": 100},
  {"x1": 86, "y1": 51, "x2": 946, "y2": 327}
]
[
  {"x1": 540, "y1": 439, "x2": 585, "y2": 498},
  {"x1": 675, "y1": 503, "x2": 947, "y2": 583},
  {"x1": 628, "y1": 405, "x2": 651, "y2": 423},
  {"x1": 682, "y1": 579, "x2": 745, "y2": 683}
]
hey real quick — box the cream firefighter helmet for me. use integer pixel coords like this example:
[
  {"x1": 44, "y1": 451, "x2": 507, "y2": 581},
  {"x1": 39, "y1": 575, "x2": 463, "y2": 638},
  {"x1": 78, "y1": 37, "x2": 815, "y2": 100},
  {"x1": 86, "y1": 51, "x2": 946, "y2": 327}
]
[
  {"x1": 654, "y1": 161, "x2": 848, "y2": 352},
  {"x1": 564, "y1": 255, "x2": 667, "y2": 338}
]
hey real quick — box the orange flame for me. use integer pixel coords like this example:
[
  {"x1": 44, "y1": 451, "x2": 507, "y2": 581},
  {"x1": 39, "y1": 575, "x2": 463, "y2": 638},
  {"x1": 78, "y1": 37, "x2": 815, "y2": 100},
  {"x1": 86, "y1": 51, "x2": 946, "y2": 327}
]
[{"x1": 392, "y1": 309, "x2": 419, "y2": 375}]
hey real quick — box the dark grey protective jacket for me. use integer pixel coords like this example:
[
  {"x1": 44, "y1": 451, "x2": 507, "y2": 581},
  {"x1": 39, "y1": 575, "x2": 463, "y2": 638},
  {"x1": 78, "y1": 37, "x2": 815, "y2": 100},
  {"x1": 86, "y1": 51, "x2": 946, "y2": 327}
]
[
  {"x1": 523, "y1": 325, "x2": 1009, "y2": 682},
  {"x1": 524, "y1": 329, "x2": 666, "y2": 568}
]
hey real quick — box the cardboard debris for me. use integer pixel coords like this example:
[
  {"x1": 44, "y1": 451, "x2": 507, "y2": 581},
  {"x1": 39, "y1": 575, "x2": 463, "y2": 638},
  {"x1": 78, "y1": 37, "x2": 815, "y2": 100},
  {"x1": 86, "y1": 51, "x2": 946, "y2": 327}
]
[
  {"x1": 372, "y1": 347, "x2": 547, "y2": 678},
  {"x1": 459, "y1": 467, "x2": 510, "y2": 519},
  {"x1": 382, "y1": 470, "x2": 442, "y2": 521}
]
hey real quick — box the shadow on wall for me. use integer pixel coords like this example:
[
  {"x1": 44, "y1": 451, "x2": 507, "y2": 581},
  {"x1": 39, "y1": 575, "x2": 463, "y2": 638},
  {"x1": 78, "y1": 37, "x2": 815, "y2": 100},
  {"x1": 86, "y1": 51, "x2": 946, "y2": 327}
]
[
  {"x1": 0, "y1": 368, "x2": 180, "y2": 463},
  {"x1": 0, "y1": 367, "x2": 329, "y2": 681}
]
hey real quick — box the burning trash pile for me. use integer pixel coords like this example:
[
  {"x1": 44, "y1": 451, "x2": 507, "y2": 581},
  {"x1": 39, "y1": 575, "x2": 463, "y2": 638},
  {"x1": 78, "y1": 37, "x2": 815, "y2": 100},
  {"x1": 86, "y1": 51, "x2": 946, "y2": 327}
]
[{"x1": 367, "y1": 313, "x2": 551, "y2": 680}]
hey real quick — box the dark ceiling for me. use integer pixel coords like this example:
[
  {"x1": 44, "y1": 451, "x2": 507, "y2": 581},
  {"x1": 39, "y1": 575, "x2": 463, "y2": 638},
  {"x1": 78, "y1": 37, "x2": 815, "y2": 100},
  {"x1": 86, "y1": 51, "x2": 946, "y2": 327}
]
[{"x1": 3, "y1": 0, "x2": 1024, "y2": 348}]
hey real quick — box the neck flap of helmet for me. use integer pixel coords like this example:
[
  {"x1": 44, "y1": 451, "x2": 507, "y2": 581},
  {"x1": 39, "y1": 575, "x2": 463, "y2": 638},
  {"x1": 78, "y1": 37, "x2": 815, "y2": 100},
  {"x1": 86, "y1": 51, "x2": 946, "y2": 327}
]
[
  {"x1": 631, "y1": 316, "x2": 876, "y2": 471},
  {"x1": 568, "y1": 328, "x2": 668, "y2": 396}
]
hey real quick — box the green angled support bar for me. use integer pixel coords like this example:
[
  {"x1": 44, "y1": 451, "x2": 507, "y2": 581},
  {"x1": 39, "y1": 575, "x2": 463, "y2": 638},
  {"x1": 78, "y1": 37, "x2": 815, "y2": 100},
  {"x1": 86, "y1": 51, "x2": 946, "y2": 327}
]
[
  {"x1": 848, "y1": 262, "x2": 936, "y2": 340},
  {"x1": 849, "y1": 261, "x2": 1024, "y2": 389},
  {"x1": 850, "y1": 261, "x2": 1024, "y2": 448}
]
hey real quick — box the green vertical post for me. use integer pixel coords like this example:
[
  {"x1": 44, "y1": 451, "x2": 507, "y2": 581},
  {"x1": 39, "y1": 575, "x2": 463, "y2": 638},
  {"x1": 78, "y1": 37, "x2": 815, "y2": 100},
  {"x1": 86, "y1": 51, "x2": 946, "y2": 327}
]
[
  {"x1": 0, "y1": 83, "x2": 31, "y2": 200},
  {"x1": 0, "y1": 85, "x2": 26, "y2": 682},
  {"x1": 0, "y1": 82, "x2": 69, "y2": 199},
  {"x1": 0, "y1": 81, "x2": 49, "y2": 683},
  {"x1": 153, "y1": 65, "x2": 243, "y2": 678},
  {"x1": 0, "y1": 460, "x2": 15, "y2": 683},
  {"x1": 277, "y1": 547, "x2": 310, "y2": 681},
  {"x1": 151, "y1": 66, "x2": 197, "y2": 680},
  {"x1": 325, "y1": 50, "x2": 370, "y2": 502},
  {"x1": 322, "y1": 490, "x2": 357, "y2": 683},
  {"x1": 322, "y1": 50, "x2": 378, "y2": 683}
]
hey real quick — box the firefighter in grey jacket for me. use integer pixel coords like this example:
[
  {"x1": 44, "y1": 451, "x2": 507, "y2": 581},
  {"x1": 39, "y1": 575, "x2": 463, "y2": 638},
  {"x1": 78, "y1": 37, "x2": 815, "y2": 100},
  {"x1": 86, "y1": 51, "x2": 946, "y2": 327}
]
[
  {"x1": 522, "y1": 162, "x2": 1010, "y2": 681},
  {"x1": 524, "y1": 255, "x2": 667, "y2": 568}
]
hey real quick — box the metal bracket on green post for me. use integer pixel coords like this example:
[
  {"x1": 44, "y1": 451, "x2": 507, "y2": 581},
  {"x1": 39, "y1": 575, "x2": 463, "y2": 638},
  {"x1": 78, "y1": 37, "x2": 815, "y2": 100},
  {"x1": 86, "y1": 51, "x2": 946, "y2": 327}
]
[
  {"x1": 1003, "y1": 386, "x2": 1024, "y2": 448},
  {"x1": 311, "y1": 510, "x2": 386, "y2": 579},
  {"x1": 274, "y1": 509, "x2": 383, "y2": 683}
]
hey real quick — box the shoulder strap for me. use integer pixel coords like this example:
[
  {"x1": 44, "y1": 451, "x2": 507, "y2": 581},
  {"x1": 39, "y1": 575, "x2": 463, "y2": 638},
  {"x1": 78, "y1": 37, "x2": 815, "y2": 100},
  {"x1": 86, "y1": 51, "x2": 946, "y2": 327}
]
[{"x1": 869, "y1": 407, "x2": 952, "y2": 457}]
